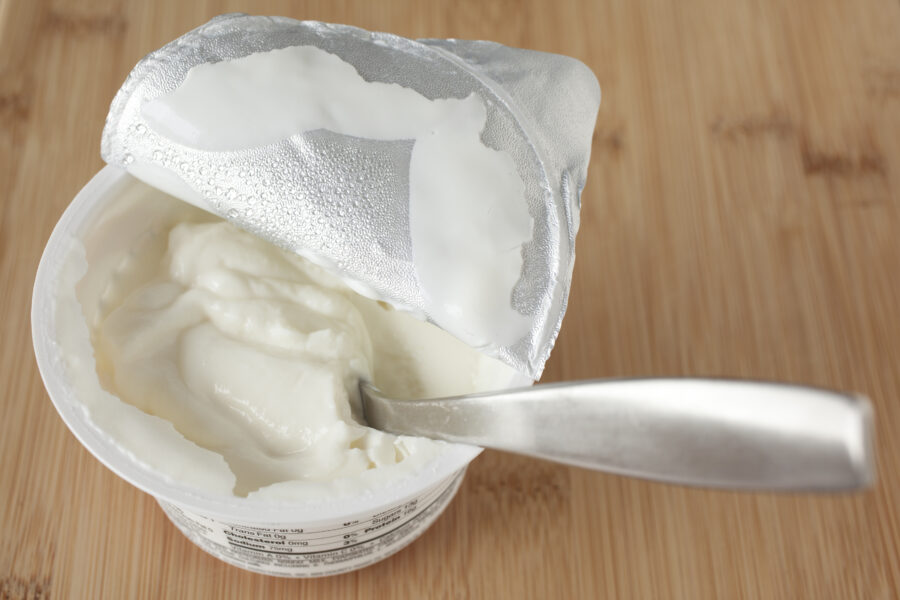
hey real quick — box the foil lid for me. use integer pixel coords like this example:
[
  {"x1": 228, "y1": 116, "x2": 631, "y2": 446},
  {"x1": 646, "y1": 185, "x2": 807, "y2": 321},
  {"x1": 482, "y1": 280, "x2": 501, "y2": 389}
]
[{"x1": 101, "y1": 14, "x2": 600, "y2": 379}]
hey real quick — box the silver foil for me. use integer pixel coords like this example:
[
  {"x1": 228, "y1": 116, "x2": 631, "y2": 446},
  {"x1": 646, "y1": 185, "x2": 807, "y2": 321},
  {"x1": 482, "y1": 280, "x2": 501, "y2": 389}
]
[{"x1": 101, "y1": 14, "x2": 600, "y2": 379}]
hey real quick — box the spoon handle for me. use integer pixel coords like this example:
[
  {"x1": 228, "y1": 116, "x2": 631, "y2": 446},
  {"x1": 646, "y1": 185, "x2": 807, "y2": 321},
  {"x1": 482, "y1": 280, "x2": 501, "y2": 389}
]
[{"x1": 361, "y1": 378, "x2": 874, "y2": 491}]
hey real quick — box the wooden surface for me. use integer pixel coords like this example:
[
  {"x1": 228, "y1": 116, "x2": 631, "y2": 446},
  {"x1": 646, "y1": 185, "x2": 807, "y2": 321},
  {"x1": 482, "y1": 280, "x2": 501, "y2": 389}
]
[{"x1": 2, "y1": 0, "x2": 899, "y2": 598}]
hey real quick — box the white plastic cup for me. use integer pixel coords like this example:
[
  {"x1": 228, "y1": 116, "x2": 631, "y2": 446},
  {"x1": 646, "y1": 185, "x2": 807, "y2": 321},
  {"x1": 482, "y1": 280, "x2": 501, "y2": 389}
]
[{"x1": 32, "y1": 166, "x2": 529, "y2": 577}]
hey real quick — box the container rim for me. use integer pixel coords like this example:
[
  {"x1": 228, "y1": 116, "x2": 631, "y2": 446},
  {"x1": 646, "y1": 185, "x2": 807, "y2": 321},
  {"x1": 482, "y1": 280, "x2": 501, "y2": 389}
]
[{"x1": 31, "y1": 165, "x2": 508, "y2": 524}]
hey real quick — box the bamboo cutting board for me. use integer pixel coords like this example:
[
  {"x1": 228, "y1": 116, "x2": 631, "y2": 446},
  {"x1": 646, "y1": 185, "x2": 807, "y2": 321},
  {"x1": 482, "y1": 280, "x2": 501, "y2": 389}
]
[{"x1": 2, "y1": 0, "x2": 899, "y2": 598}]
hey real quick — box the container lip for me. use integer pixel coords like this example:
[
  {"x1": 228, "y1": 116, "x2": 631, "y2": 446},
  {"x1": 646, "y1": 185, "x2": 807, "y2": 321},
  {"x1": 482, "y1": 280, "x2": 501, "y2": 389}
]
[{"x1": 32, "y1": 165, "x2": 508, "y2": 524}]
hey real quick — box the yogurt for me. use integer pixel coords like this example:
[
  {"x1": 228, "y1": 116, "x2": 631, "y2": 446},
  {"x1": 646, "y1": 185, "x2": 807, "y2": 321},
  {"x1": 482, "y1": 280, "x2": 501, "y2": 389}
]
[
  {"x1": 35, "y1": 15, "x2": 597, "y2": 575},
  {"x1": 63, "y1": 179, "x2": 518, "y2": 499}
]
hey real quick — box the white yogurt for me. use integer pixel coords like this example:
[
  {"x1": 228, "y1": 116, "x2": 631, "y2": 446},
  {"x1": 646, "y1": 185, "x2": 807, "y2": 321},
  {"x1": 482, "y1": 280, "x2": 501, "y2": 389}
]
[
  {"x1": 63, "y1": 179, "x2": 518, "y2": 499},
  {"x1": 141, "y1": 45, "x2": 534, "y2": 349}
]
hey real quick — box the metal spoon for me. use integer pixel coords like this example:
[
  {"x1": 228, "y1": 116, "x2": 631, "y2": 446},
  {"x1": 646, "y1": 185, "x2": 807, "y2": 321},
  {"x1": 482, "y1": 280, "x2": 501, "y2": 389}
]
[{"x1": 360, "y1": 378, "x2": 874, "y2": 491}]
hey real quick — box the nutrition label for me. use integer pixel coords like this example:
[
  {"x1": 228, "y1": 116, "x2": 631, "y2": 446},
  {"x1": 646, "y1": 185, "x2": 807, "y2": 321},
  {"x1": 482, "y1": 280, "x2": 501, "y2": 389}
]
[{"x1": 158, "y1": 472, "x2": 464, "y2": 577}]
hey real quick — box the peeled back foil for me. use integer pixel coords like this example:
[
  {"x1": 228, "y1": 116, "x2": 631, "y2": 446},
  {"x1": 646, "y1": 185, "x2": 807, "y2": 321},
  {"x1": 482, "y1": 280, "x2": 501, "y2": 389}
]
[{"x1": 101, "y1": 14, "x2": 600, "y2": 379}]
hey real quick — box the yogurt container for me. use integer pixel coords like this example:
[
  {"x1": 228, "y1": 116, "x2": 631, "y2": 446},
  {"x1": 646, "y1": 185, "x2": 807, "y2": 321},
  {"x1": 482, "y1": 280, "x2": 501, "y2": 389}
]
[
  {"x1": 33, "y1": 15, "x2": 598, "y2": 577},
  {"x1": 32, "y1": 166, "x2": 530, "y2": 577}
]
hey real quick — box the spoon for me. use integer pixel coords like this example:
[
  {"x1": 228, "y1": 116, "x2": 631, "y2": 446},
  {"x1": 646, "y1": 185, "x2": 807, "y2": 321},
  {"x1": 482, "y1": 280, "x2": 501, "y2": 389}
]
[{"x1": 360, "y1": 378, "x2": 874, "y2": 491}]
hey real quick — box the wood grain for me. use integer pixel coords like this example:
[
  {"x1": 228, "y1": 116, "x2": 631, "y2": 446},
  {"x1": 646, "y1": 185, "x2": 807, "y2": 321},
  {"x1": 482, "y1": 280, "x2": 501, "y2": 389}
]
[{"x1": 2, "y1": 0, "x2": 899, "y2": 598}]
